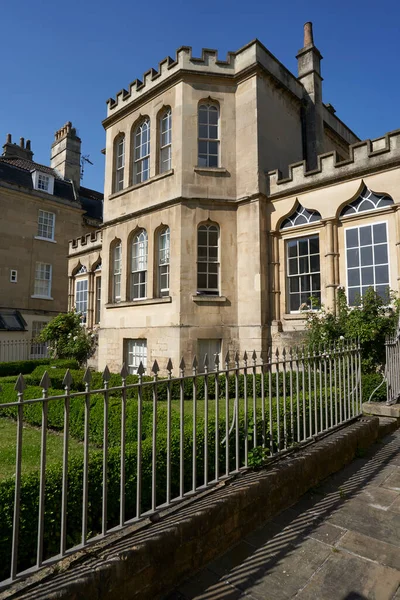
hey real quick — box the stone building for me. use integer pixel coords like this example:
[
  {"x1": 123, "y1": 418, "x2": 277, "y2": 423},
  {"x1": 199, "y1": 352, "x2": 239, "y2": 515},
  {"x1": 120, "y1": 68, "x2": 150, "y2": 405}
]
[
  {"x1": 68, "y1": 23, "x2": 400, "y2": 373},
  {"x1": 0, "y1": 123, "x2": 102, "y2": 352}
]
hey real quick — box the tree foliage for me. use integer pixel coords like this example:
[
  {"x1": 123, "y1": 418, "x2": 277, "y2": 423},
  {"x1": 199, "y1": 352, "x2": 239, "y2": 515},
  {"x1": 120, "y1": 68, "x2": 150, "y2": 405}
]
[
  {"x1": 305, "y1": 288, "x2": 399, "y2": 372},
  {"x1": 38, "y1": 311, "x2": 97, "y2": 366}
]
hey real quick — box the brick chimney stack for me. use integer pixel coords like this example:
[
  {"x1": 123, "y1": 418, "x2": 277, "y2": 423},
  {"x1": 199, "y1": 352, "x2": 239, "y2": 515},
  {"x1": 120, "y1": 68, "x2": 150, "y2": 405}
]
[
  {"x1": 50, "y1": 122, "x2": 81, "y2": 190},
  {"x1": 297, "y1": 22, "x2": 325, "y2": 170},
  {"x1": 2, "y1": 133, "x2": 34, "y2": 161}
]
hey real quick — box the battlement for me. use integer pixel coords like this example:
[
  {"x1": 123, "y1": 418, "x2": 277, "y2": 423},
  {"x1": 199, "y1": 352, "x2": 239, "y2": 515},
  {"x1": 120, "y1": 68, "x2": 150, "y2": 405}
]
[
  {"x1": 105, "y1": 40, "x2": 303, "y2": 117},
  {"x1": 267, "y1": 129, "x2": 400, "y2": 197},
  {"x1": 69, "y1": 230, "x2": 102, "y2": 256}
]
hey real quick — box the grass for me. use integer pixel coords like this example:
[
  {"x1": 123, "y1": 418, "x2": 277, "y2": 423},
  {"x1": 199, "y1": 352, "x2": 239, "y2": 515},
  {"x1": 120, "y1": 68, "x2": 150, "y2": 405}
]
[{"x1": 0, "y1": 417, "x2": 87, "y2": 481}]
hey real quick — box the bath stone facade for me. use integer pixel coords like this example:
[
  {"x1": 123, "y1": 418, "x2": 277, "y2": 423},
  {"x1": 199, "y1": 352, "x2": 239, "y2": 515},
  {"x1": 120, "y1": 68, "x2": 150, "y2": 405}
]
[
  {"x1": 68, "y1": 23, "x2": 399, "y2": 374},
  {"x1": 0, "y1": 124, "x2": 103, "y2": 345}
]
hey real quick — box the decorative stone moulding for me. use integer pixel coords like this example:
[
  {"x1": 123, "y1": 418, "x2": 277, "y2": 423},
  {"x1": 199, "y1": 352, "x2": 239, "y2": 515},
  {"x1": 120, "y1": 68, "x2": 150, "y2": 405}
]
[
  {"x1": 267, "y1": 129, "x2": 400, "y2": 197},
  {"x1": 69, "y1": 230, "x2": 103, "y2": 254}
]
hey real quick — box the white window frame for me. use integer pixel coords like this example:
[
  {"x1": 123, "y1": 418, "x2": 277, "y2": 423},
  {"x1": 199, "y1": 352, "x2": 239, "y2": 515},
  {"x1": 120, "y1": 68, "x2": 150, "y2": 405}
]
[
  {"x1": 131, "y1": 230, "x2": 148, "y2": 300},
  {"x1": 75, "y1": 278, "x2": 88, "y2": 323},
  {"x1": 95, "y1": 275, "x2": 101, "y2": 324},
  {"x1": 10, "y1": 269, "x2": 17, "y2": 283},
  {"x1": 160, "y1": 109, "x2": 172, "y2": 173},
  {"x1": 31, "y1": 171, "x2": 55, "y2": 195},
  {"x1": 126, "y1": 339, "x2": 147, "y2": 374},
  {"x1": 134, "y1": 119, "x2": 150, "y2": 184},
  {"x1": 285, "y1": 234, "x2": 321, "y2": 313},
  {"x1": 344, "y1": 220, "x2": 391, "y2": 306},
  {"x1": 158, "y1": 227, "x2": 170, "y2": 297},
  {"x1": 36, "y1": 209, "x2": 56, "y2": 241},
  {"x1": 197, "y1": 339, "x2": 222, "y2": 371},
  {"x1": 198, "y1": 103, "x2": 220, "y2": 168},
  {"x1": 197, "y1": 224, "x2": 219, "y2": 295},
  {"x1": 112, "y1": 242, "x2": 122, "y2": 303},
  {"x1": 115, "y1": 136, "x2": 125, "y2": 192},
  {"x1": 30, "y1": 321, "x2": 48, "y2": 358},
  {"x1": 32, "y1": 262, "x2": 52, "y2": 299}
]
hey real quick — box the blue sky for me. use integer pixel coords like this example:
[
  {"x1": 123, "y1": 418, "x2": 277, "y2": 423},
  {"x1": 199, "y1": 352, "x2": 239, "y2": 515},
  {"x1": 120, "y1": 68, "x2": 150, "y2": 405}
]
[{"x1": 1, "y1": 0, "x2": 399, "y2": 191}]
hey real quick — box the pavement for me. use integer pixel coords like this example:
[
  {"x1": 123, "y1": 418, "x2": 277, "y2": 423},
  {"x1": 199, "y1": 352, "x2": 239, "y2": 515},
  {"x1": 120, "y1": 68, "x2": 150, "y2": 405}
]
[{"x1": 167, "y1": 429, "x2": 400, "y2": 600}]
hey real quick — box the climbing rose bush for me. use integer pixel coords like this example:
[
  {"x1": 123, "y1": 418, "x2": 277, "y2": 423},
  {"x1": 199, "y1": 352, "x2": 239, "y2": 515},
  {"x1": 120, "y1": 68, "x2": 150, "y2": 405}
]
[{"x1": 38, "y1": 311, "x2": 97, "y2": 366}]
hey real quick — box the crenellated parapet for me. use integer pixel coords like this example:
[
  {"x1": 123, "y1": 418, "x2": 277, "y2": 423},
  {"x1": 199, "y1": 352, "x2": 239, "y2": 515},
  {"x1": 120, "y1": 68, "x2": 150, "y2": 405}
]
[
  {"x1": 69, "y1": 230, "x2": 102, "y2": 256},
  {"x1": 105, "y1": 40, "x2": 304, "y2": 118},
  {"x1": 267, "y1": 129, "x2": 400, "y2": 197}
]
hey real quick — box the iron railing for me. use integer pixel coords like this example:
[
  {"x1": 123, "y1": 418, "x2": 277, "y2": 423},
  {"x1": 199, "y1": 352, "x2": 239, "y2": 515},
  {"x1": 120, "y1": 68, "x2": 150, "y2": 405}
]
[
  {"x1": 386, "y1": 318, "x2": 400, "y2": 405},
  {"x1": 0, "y1": 339, "x2": 48, "y2": 363},
  {"x1": 0, "y1": 341, "x2": 362, "y2": 588}
]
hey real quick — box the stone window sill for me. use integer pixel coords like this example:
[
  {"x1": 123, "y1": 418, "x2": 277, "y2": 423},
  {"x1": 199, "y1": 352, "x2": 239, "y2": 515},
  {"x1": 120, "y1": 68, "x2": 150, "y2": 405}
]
[
  {"x1": 34, "y1": 236, "x2": 57, "y2": 244},
  {"x1": 192, "y1": 294, "x2": 227, "y2": 303},
  {"x1": 31, "y1": 295, "x2": 54, "y2": 301},
  {"x1": 194, "y1": 167, "x2": 229, "y2": 176},
  {"x1": 106, "y1": 296, "x2": 172, "y2": 308},
  {"x1": 283, "y1": 313, "x2": 308, "y2": 320},
  {"x1": 109, "y1": 169, "x2": 174, "y2": 199}
]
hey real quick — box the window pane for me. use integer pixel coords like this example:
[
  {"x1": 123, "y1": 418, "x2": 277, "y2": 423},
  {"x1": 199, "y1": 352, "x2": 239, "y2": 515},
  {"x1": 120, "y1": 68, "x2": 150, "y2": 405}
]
[
  {"x1": 198, "y1": 155, "x2": 207, "y2": 167},
  {"x1": 360, "y1": 246, "x2": 373, "y2": 265},
  {"x1": 208, "y1": 108, "x2": 218, "y2": 124},
  {"x1": 290, "y1": 294, "x2": 301, "y2": 312},
  {"x1": 197, "y1": 273, "x2": 207, "y2": 288},
  {"x1": 359, "y1": 226, "x2": 372, "y2": 246},
  {"x1": 374, "y1": 244, "x2": 388, "y2": 264},
  {"x1": 348, "y1": 268, "x2": 360, "y2": 286},
  {"x1": 198, "y1": 109, "x2": 208, "y2": 124},
  {"x1": 299, "y1": 256, "x2": 308, "y2": 273},
  {"x1": 208, "y1": 155, "x2": 218, "y2": 167},
  {"x1": 376, "y1": 285, "x2": 390, "y2": 301},
  {"x1": 348, "y1": 287, "x2": 361, "y2": 306},
  {"x1": 208, "y1": 125, "x2": 218, "y2": 140},
  {"x1": 310, "y1": 255, "x2": 319, "y2": 273},
  {"x1": 347, "y1": 248, "x2": 359, "y2": 268},
  {"x1": 288, "y1": 258, "x2": 298, "y2": 275},
  {"x1": 289, "y1": 278, "x2": 299, "y2": 293},
  {"x1": 361, "y1": 267, "x2": 374, "y2": 285},
  {"x1": 198, "y1": 125, "x2": 208, "y2": 138},
  {"x1": 309, "y1": 236, "x2": 319, "y2": 254},
  {"x1": 311, "y1": 274, "x2": 321, "y2": 292},
  {"x1": 287, "y1": 240, "x2": 298, "y2": 258},
  {"x1": 208, "y1": 141, "x2": 218, "y2": 156},
  {"x1": 298, "y1": 240, "x2": 308, "y2": 256},
  {"x1": 373, "y1": 223, "x2": 387, "y2": 244},
  {"x1": 375, "y1": 265, "x2": 389, "y2": 284},
  {"x1": 198, "y1": 141, "x2": 208, "y2": 155},
  {"x1": 346, "y1": 229, "x2": 358, "y2": 248}
]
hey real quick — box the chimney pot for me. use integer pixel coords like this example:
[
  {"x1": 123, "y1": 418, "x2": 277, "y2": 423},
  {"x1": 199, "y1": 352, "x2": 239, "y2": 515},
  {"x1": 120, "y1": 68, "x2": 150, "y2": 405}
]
[
  {"x1": 6, "y1": 134, "x2": 11, "y2": 144},
  {"x1": 20, "y1": 137, "x2": 25, "y2": 148},
  {"x1": 26, "y1": 140, "x2": 31, "y2": 150},
  {"x1": 304, "y1": 21, "x2": 314, "y2": 46}
]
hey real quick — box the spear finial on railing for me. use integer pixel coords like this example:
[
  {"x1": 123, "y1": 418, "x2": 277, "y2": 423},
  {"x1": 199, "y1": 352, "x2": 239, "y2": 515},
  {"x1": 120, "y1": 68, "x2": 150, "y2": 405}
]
[
  {"x1": 102, "y1": 365, "x2": 111, "y2": 383},
  {"x1": 192, "y1": 355, "x2": 198, "y2": 375},
  {"x1": 203, "y1": 353, "x2": 209, "y2": 373},
  {"x1": 137, "y1": 362, "x2": 145, "y2": 377},
  {"x1": 179, "y1": 357, "x2": 186, "y2": 374},
  {"x1": 234, "y1": 351, "x2": 240, "y2": 367},
  {"x1": 15, "y1": 373, "x2": 26, "y2": 394},
  {"x1": 243, "y1": 351, "x2": 248, "y2": 367},
  {"x1": 166, "y1": 358, "x2": 173, "y2": 376},
  {"x1": 252, "y1": 350, "x2": 257, "y2": 365},
  {"x1": 40, "y1": 371, "x2": 51, "y2": 391},
  {"x1": 120, "y1": 363, "x2": 129, "y2": 380},
  {"x1": 82, "y1": 368, "x2": 92, "y2": 387},
  {"x1": 63, "y1": 369, "x2": 73, "y2": 390},
  {"x1": 214, "y1": 352, "x2": 220, "y2": 371},
  {"x1": 224, "y1": 351, "x2": 230, "y2": 369}
]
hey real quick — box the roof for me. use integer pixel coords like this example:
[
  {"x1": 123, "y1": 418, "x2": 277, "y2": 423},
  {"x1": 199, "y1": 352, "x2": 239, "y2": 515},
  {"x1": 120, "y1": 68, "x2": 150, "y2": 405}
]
[
  {"x1": 0, "y1": 157, "x2": 103, "y2": 221},
  {"x1": 0, "y1": 156, "x2": 60, "y2": 178}
]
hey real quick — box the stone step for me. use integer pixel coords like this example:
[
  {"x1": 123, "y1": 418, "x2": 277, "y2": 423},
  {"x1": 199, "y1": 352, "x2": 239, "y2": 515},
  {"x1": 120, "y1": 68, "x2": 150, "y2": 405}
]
[
  {"x1": 378, "y1": 416, "x2": 399, "y2": 438},
  {"x1": 363, "y1": 402, "x2": 400, "y2": 423}
]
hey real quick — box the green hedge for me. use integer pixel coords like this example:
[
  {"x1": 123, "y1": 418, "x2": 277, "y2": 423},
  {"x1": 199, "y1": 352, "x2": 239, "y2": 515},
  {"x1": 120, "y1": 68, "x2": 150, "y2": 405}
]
[
  {"x1": 0, "y1": 358, "x2": 79, "y2": 378},
  {"x1": 361, "y1": 372, "x2": 386, "y2": 403}
]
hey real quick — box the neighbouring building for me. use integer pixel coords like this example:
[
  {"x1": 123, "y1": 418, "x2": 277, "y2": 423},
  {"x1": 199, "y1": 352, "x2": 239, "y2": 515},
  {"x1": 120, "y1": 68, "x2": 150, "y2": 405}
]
[
  {"x1": 0, "y1": 122, "x2": 102, "y2": 358},
  {"x1": 68, "y1": 22, "x2": 400, "y2": 374}
]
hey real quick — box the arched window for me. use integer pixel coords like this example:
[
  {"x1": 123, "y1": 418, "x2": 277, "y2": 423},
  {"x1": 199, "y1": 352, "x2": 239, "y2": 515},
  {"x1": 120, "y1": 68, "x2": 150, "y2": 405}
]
[
  {"x1": 130, "y1": 229, "x2": 148, "y2": 299},
  {"x1": 158, "y1": 227, "x2": 170, "y2": 296},
  {"x1": 281, "y1": 204, "x2": 321, "y2": 229},
  {"x1": 114, "y1": 135, "x2": 125, "y2": 192},
  {"x1": 111, "y1": 241, "x2": 122, "y2": 303},
  {"x1": 134, "y1": 119, "x2": 150, "y2": 184},
  {"x1": 74, "y1": 265, "x2": 88, "y2": 323},
  {"x1": 340, "y1": 186, "x2": 393, "y2": 216},
  {"x1": 280, "y1": 205, "x2": 321, "y2": 312},
  {"x1": 198, "y1": 103, "x2": 219, "y2": 168},
  {"x1": 197, "y1": 224, "x2": 219, "y2": 294},
  {"x1": 159, "y1": 109, "x2": 171, "y2": 173}
]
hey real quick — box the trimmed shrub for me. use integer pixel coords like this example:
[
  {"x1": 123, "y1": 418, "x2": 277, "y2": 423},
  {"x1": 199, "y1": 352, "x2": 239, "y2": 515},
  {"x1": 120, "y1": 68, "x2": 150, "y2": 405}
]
[
  {"x1": 361, "y1": 372, "x2": 386, "y2": 403},
  {"x1": 0, "y1": 358, "x2": 79, "y2": 378}
]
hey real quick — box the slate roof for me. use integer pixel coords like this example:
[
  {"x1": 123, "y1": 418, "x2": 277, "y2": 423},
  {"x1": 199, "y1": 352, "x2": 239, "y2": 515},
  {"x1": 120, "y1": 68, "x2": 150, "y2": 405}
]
[{"x1": 0, "y1": 157, "x2": 103, "y2": 221}]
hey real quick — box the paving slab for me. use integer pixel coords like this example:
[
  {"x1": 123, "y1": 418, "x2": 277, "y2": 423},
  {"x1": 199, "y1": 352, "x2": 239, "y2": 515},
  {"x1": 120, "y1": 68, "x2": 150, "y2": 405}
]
[
  {"x1": 171, "y1": 430, "x2": 400, "y2": 600},
  {"x1": 296, "y1": 551, "x2": 400, "y2": 600}
]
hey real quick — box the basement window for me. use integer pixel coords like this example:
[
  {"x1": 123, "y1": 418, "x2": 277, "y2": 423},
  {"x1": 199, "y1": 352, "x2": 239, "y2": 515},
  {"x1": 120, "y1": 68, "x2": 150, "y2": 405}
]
[{"x1": 0, "y1": 310, "x2": 27, "y2": 331}]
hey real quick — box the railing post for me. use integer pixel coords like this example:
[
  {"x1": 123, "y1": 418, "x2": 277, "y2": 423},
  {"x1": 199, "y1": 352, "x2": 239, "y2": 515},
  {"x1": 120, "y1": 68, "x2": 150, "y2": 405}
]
[
  {"x1": 82, "y1": 368, "x2": 91, "y2": 544},
  {"x1": 37, "y1": 371, "x2": 51, "y2": 567},
  {"x1": 11, "y1": 374, "x2": 25, "y2": 580}
]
